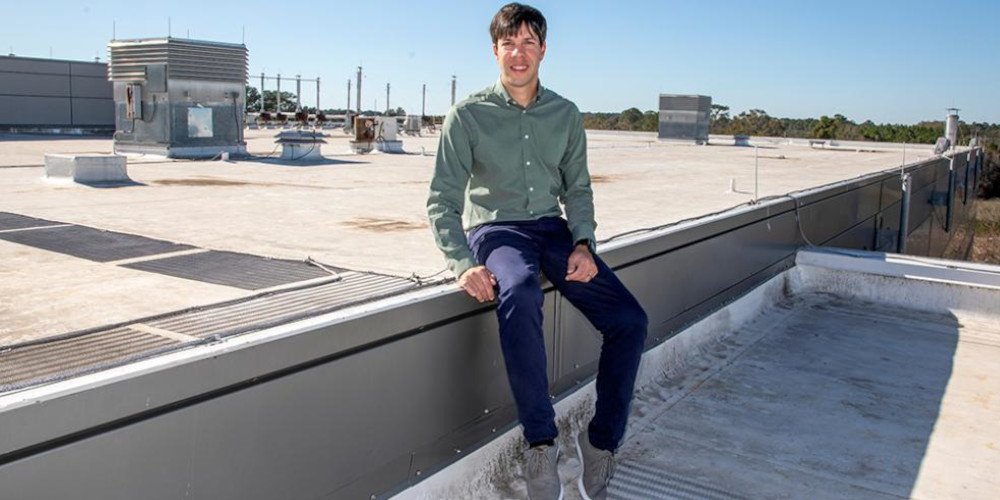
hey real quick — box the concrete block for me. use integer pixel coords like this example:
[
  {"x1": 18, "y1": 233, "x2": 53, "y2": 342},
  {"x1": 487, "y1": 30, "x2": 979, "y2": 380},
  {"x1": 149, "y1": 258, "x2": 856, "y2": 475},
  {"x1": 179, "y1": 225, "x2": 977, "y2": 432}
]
[
  {"x1": 375, "y1": 140, "x2": 405, "y2": 154},
  {"x1": 44, "y1": 154, "x2": 129, "y2": 184},
  {"x1": 280, "y1": 143, "x2": 324, "y2": 161}
]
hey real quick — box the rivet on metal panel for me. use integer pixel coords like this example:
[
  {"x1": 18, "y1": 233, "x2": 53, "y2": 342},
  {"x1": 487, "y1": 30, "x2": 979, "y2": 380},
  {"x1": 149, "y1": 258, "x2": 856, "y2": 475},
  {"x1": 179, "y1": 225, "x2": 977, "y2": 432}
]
[
  {"x1": 454, "y1": 448, "x2": 462, "y2": 454},
  {"x1": 416, "y1": 470, "x2": 422, "y2": 476},
  {"x1": 483, "y1": 408, "x2": 489, "y2": 414},
  {"x1": 492, "y1": 428, "x2": 497, "y2": 433},
  {"x1": 574, "y1": 363, "x2": 580, "y2": 369}
]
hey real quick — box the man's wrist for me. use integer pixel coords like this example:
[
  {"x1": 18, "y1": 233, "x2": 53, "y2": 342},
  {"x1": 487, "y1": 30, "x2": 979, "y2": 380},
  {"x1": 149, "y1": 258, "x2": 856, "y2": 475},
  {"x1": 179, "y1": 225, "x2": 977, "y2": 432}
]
[{"x1": 575, "y1": 239, "x2": 592, "y2": 252}]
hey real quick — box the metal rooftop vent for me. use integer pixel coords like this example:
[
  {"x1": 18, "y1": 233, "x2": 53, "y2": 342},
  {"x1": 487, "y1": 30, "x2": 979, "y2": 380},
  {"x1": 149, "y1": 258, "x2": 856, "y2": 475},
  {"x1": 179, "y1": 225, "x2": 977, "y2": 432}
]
[
  {"x1": 109, "y1": 38, "x2": 248, "y2": 83},
  {"x1": 658, "y1": 94, "x2": 711, "y2": 144},
  {"x1": 108, "y1": 38, "x2": 248, "y2": 158}
]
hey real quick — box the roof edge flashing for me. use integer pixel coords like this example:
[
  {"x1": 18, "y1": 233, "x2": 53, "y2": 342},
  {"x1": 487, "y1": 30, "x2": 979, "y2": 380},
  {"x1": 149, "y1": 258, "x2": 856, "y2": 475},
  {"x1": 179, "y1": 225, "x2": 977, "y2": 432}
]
[{"x1": 792, "y1": 248, "x2": 1000, "y2": 319}]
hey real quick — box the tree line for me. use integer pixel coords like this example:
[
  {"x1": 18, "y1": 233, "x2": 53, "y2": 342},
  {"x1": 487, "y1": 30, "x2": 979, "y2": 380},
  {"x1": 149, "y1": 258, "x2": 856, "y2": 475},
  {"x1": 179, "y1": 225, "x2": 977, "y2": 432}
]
[
  {"x1": 584, "y1": 104, "x2": 998, "y2": 146},
  {"x1": 582, "y1": 104, "x2": 1000, "y2": 198},
  {"x1": 245, "y1": 86, "x2": 407, "y2": 116}
]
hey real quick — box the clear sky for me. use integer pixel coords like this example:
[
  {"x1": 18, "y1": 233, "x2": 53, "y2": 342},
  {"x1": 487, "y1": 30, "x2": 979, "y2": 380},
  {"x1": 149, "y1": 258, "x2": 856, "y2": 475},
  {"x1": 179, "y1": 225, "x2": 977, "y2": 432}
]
[{"x1": 4, "y1": 0, "x2": 998, "y2": 123}]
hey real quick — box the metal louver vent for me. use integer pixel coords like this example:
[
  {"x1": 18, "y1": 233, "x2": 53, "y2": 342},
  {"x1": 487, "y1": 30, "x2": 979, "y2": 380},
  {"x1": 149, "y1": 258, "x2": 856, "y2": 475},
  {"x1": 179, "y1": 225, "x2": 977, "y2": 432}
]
[
  {"x1": 658, "y1": 95, "x2": 712, "y2": 113},
  {"x1": 108, "y1": 38, "x2": 248, "y2": 83}
]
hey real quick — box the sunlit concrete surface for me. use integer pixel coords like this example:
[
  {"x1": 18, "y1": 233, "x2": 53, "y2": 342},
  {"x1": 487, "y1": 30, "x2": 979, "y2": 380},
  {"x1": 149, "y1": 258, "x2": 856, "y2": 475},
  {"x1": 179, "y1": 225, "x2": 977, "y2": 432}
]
[
  {"x1": 0, "y1": 130, "x2": 936, "y2": 342},
  {"x1": 395, "y1": 250, "x2": 1000, "y2": 499}
]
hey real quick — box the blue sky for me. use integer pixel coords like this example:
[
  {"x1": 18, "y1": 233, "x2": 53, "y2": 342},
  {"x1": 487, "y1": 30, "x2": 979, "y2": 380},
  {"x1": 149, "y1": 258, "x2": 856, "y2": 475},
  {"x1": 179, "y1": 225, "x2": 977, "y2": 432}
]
[{"x1": 4, "y1": 0, "x2": 998, "y2": 123}]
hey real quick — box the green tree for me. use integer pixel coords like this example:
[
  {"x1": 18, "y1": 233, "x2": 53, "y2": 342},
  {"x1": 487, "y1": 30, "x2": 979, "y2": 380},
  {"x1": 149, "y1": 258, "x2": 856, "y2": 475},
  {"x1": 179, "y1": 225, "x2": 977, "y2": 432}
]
[
  {"x1": 261, "y1": 90, "x2": 298, "y2": 112},
  {"x1": 639, "y1": 110, "x2": 658, "y2": 132},
  {"x1": 710, "y1": 104, "x2": 731, "y2": 134},
  {"x1": 730, "y1": 109, "x2": 786, "y2": 137},
  {"x1": 619, "y1": 107, "x2": 644, "y2": 130},
  {"x1": 246, "y1": 85, "x2": 261, "y2": 112},
  {"x1": 812, "y1": 115, "x2": 838, "y2": 139}
]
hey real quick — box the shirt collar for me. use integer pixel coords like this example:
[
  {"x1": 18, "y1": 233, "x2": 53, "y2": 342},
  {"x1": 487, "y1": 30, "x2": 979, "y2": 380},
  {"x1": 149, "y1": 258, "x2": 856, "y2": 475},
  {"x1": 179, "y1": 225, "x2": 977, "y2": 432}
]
[{"x1": 492, "y1": 79, "x2": 546, "y2": 107}]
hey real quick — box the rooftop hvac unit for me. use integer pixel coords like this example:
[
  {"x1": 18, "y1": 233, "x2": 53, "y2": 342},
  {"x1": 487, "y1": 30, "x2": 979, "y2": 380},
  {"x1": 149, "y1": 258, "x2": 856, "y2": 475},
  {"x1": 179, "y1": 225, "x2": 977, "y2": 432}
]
[
  {"x1": 658, "y1": 94, "x2": 711, "y2": 144},
  {"x1": 108, "y1": 37, "x2": 248, "y2": 158}
]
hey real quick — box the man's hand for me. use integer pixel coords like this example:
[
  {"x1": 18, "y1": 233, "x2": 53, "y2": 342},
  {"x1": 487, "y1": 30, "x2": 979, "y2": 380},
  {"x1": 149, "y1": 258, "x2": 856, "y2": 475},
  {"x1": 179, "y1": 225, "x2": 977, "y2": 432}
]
[
  {"x1": 458, "y1": 265, "x2": 498, "y2": 303},
  {"x1": 565, "y1": 244, "x2": 598, "y2": 283}
]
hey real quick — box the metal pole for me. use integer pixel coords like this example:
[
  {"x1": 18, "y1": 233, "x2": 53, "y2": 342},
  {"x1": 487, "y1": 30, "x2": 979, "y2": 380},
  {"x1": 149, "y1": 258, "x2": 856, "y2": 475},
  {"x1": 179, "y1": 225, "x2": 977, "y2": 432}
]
[
  {"x1": 754, "y1": 145, "x2": 759, "y2": 202},
  {"x1": 964, "y1": 150, "x2": 973, "y2": 205},
  {"x1": 975, "y1": 148, "x2": 982, "y2": 194},
  {"x1": 421, "y1": 83, "x2": 426, "y2": 120},
  {"x1": 356, "y1": 66, "x2": 362, "y2": 114},
  {"x1": 260, "y1": 72, "x2": 265, "y2": 112},
  {"x1": 316, "y1": 77, "x2": 321, "y2": 112},
  {"x1": 277, "y1": 74, "x2": 282, "y2": 113},
  {"x1": 945, "y1": 154, "x2": 956, "y2": 232},
  {"x1": 347, "y1": 79, "x2": 351, "y2": 113},
  {"x1": 296, "y1": 75, "x2": 302, "y2": 111},
  {"x1": 898, "y1": 174, "x2": 911, "y2": 254},
  {"x1": 386, "y1": 83, "x2": 390, "y2": 113},
  {"x1": 450, "y1": 75, "x2": 456, "y2": 106},
  {"x1": 901, "y1": 142, "x2": 906, "y2": 174}
]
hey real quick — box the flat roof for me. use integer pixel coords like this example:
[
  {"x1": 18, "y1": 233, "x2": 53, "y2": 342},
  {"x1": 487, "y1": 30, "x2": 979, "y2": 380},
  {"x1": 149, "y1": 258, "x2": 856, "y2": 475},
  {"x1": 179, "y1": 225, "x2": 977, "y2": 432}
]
[
  {"x1": 397, "y1": 249, "x2": 1000, "y2": 498},
  {"x1": 0, "y1": 129, "x2": 937, "y2": 345}
]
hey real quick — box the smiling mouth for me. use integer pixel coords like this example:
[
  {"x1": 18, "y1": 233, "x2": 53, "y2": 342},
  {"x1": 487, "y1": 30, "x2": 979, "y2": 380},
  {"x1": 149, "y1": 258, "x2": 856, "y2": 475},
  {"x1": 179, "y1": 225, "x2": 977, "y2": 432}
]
[{"x1": 510, "y1": 65, "x2": 529, "y2": 72}]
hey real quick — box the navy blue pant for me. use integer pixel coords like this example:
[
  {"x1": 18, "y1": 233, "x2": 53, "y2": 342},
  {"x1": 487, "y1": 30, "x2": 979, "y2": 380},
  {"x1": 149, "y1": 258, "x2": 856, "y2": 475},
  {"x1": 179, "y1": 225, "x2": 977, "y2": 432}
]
[{"x1": 468, "y1": 217, "x2": 648, "y2": 452}]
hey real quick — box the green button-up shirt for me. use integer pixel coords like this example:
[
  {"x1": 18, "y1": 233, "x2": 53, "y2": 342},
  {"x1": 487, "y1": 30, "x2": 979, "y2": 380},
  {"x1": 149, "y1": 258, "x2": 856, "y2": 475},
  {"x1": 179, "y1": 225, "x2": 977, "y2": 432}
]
[{"x1": 427, "y1": 80, "x2": 596, "y2": 278}]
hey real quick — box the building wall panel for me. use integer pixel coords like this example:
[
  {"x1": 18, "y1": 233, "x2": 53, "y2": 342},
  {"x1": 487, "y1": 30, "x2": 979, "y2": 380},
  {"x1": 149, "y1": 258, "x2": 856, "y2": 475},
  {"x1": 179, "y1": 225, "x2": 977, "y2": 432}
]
[
  {"x1": 0, "y1": 57, "x2": 69, "y2": 75},
  {"x1": 0, "y1": 72, "x2": 70, "y2": 97},
  {"x1": 72, "y1": 98, "x2": 115, "y2": 125},
  {"x1": 70, "y1": 76, "x2": 113, "y2": 99},
  {"x1": 0, "y1": 56, "x2": 112, "y2": 128},
  {"x1": 69, "y1": 62, "x2": 108, "y2": 78},
  {"x1": 0, "y1": 95, "x2": 71, "y2": 125}
]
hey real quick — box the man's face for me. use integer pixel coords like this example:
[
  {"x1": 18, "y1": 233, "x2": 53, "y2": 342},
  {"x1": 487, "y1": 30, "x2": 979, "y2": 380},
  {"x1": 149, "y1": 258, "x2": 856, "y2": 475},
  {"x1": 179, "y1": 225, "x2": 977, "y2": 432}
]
[{"x1": 493, "y1": 23, "x2": 546, "y2": 92}]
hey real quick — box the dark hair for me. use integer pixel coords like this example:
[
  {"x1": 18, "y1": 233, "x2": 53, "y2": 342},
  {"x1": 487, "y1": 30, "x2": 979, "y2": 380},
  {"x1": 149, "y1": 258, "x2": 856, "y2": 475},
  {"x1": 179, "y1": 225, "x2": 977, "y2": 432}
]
[{"x1": 490, "y1": 3, "x2": 547, "y2": 45}]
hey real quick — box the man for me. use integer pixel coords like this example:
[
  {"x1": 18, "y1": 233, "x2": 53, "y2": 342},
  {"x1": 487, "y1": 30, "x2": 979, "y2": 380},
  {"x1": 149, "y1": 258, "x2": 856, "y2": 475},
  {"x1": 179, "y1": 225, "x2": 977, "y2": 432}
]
[{"x1": 426, "y1": 4, "x2": 647, "y2": 499}]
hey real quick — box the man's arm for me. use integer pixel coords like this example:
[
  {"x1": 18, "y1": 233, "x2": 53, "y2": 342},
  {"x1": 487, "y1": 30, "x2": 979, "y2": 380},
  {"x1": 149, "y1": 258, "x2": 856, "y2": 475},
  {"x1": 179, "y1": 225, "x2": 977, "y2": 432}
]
[
  {"x1": 560, "y1": 106, "x2": 596, "y2": 253},
  {"x1": 427, "y1": 108, "x2": 478, "y2": 279}
]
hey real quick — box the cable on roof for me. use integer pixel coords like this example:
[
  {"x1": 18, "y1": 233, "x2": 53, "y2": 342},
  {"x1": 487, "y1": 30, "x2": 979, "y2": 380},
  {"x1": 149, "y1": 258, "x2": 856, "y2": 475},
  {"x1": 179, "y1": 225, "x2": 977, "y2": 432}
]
[{"x1": 305, "y1": 256, "x2": 344, "y2": 282}]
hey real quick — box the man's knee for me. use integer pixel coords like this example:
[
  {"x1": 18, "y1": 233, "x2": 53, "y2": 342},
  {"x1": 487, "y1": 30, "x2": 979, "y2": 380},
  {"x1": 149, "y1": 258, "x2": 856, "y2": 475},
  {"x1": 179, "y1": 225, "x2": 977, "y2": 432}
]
[
  {"x1": 620, "y1": 304, "x2": 648, "y2": 342},
  {"x1": 499, "y1": 272, "x2": 543, "y2": 307}
]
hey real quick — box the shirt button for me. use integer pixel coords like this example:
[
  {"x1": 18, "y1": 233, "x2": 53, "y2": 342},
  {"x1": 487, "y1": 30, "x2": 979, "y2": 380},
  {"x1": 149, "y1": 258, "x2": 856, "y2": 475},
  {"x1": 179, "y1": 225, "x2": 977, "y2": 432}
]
[
  {"x1": 524, "y1": 134, "x2": 529, "y2": 139},
  {"x1": 529, "y1": 187, "x2": 534, "y2": 191},
  {"x1": 526, "y1": 161, "x2": 531, "y2": 166}
]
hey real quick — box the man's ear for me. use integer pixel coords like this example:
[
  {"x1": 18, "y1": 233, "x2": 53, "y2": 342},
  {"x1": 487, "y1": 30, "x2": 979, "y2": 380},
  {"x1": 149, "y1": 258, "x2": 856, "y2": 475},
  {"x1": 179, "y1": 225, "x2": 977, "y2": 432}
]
[
  {"x1": 492, "y1": 43, "x2": 499, "y2": 58},
  {"x1": 539, "y1": 41, "x2": 547, "y2": 60}
]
